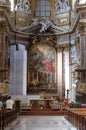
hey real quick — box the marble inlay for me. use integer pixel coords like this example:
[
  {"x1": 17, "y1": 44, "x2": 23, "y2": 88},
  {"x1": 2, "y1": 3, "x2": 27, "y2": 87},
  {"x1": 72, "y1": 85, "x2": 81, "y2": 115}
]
[{"x1": 5, "y1": 116, "x2": 77, "y2": 130}]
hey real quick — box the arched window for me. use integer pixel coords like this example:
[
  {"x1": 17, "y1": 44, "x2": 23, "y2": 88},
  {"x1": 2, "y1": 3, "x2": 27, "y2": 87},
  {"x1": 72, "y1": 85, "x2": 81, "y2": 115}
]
[{"x1": 35, "y1": 0, "x2": 50, "y2": 17}]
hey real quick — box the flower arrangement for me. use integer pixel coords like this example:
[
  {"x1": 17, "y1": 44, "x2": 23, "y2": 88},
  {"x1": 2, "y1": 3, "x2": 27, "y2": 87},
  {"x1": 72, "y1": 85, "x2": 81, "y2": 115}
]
[{"x1": 39, "y1": 101, "x2": 44, "y2": 109}]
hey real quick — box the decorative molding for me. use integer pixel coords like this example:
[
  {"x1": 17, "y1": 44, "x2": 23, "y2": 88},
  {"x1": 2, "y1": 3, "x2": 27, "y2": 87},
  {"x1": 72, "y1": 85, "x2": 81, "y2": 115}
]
[
  {"x1": 15, "y1": 0, "x2": 31, "y2": 14},
  {"x1": 54, "y1": 0, "x2": 70, "y2": 14}
]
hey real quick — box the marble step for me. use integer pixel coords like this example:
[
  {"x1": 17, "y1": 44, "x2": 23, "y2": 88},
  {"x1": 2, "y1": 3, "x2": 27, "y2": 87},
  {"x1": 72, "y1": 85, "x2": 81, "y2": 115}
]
[{"x1": 21, "y1": 109, "x2": 65, "y2": 116}]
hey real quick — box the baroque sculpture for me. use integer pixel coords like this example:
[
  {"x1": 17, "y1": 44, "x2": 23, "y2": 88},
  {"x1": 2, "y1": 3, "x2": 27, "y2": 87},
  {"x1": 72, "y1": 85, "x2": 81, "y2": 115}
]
[
  {"x1": 16, "y1": 0, "x2": 31, "y2": 14},
  {"x1": 55, "y1": 0, "x2": 70, "y2": 14}
]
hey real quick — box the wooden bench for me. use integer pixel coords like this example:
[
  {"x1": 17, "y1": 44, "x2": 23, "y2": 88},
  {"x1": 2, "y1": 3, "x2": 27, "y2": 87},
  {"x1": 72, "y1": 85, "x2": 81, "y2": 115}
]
[
  {"x1": 0, "y1": 109, "x2": 17, "y2": 130},
  {"x1": 65, "y1": 108, "x2": 86, "y2": 130}
]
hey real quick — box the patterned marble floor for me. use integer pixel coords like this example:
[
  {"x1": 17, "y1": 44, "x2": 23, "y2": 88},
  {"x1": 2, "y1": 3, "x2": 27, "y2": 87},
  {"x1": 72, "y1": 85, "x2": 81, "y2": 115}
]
[{"x1": 6, "y1": 116, "x2": 77, "y2": 130}]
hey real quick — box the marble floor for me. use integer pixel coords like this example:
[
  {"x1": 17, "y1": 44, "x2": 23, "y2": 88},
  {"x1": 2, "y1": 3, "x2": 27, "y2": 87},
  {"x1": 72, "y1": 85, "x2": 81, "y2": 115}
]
[{"x1": 6, "y1": 116, "x2": 77, "y2": 130}]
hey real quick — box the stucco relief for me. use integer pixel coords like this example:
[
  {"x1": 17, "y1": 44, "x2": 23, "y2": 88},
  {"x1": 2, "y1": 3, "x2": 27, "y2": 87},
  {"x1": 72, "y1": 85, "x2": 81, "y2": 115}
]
[
  {"x1": 55, "y1": 0, "x2": 70, "y2": 14},
  {"x1": 15, "y1": 0, "x2": 31, "y2": 14},
  {"x1": 16, "y1": 17, "x2": 68, "y2": 33}
]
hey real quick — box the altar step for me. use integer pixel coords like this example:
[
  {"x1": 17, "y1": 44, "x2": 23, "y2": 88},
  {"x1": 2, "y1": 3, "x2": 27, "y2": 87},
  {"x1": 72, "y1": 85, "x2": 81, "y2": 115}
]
[{"x1": 21, "y1": 109, "x2": 65, "y2": 116}]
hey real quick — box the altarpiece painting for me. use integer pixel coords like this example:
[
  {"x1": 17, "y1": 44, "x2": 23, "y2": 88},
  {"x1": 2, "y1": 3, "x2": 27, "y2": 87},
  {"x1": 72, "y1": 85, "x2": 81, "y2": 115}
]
[{"x1": 27, "y1": 43, "x2": 57, "y2": 94}]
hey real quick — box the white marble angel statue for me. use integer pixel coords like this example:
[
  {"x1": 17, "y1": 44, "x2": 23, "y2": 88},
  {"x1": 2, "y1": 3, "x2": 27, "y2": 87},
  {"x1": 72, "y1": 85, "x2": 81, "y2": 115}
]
[
  {"x1": 39, "y1": 17, "x2": 52, "y2": 32},
  {"x1": 16, "y1": 0, "x2": 22, "y2": 10},
  {"x1": 40, "y1": 22, "x2": 49, "y2": 32},
  {"x1": 31, "y1": 17, "x2": 39, "y2": 27},
  {"x1": 63, "y1": 0, "x2": 70, "y2": 9},
  {"x1": 55, "y1": 0, "x2": 62, "y2": 12},
  {"x1": 23, "y1": 0, "x2": 31, "y2": 11}
]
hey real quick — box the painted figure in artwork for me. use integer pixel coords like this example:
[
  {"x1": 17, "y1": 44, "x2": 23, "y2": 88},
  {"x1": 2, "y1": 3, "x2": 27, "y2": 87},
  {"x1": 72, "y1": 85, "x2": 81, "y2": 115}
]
[
  {"x1": 43, "y1": 52, "x2": 55, "y2": 73},
  {"x1": 29, "y1": 44, "x2": 55, "y2": 83}
]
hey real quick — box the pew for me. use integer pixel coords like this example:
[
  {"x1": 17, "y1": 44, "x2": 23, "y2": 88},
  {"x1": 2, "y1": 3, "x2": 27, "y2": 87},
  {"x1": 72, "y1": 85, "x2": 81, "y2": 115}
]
[
  {"x1": 0, "y1": 109, "x2": 17, "y2": 130},
  {"x1": 65, "y1": 108, "x2": 86, "y2": 130}
]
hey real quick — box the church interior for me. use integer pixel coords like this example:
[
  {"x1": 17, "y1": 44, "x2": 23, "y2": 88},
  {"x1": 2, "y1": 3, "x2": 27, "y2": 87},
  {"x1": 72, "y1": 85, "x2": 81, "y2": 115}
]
[{"x1": 0, "y1": 0, "x2": 86, "y2": 129}]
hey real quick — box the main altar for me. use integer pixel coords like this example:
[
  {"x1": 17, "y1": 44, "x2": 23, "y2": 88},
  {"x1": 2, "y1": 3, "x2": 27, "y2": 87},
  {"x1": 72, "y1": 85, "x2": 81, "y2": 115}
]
[
  {"x1": 30, "y1": 99, "x2": 54, "y2": 110},
  {"x1": 20, "y1": 97, "x2": 64, "y2": 116}
]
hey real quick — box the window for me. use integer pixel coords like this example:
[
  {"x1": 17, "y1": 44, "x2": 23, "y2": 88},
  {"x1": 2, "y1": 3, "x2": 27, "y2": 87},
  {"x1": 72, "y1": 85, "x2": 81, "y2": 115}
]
[{"x1": 35, "y1": 0, "x2": 50, "y2": 17}]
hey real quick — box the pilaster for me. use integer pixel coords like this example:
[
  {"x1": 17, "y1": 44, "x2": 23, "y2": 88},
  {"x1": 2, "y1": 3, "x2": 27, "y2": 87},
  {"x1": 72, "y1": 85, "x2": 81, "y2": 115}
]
[{"x1": 0, "y1": 1, "x2": 10, "y2": 94}]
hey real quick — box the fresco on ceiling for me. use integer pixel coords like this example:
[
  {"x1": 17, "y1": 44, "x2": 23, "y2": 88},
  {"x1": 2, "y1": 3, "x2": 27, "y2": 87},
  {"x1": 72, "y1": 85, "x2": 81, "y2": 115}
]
[{"x1": 29, "y1": 44, "x2": 55, "y2": 84}]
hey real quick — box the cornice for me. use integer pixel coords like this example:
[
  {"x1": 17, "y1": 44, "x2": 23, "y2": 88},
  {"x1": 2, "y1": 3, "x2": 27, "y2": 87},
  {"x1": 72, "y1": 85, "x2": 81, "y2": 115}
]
[
  {"x1": 76, "y1": 4, "x2": 86, "y2": 13},
  {"x1": 5, "y1": 11, "x2": 80, "y2": 38},
  {"x1": 0, "y1": 1, "x2": 10, "y2": 10}
]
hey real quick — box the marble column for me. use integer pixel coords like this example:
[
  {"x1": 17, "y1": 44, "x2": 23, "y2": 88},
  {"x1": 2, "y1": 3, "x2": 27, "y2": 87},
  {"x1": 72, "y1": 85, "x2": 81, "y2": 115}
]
[
  {"x1": 64, "y1": 51, "x2": 69, "y2": 99},
  {"x1": 9, "y1": 44, "x2": 27, "y2": 95},
  {"x1": 62, "y1": 50, "x2": 65, "y2": 99},
  {"x1": 57, "y1": 51, "x2": 62, "y2": 98}
]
